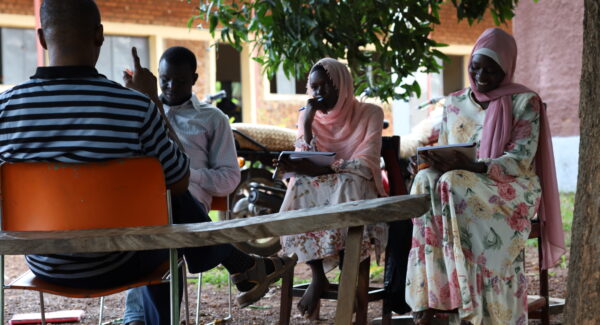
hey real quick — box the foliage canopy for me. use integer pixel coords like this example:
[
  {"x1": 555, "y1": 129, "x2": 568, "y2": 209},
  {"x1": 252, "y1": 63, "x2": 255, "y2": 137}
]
[{"x1": 189, "y1": 0, "x2": 521, "y2": 101}]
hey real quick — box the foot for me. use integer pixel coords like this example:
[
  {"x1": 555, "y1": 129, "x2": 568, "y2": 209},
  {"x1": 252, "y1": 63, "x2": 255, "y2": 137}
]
[
  {"x1": 412, "y1": 309, "x2": 434, "y2": 325},
  {"x1": 297, "y1": 272, "x2": 330, "y2": 318},
  {"x1": 232, "y1": 254, "x2": 297, "y2": 308}
]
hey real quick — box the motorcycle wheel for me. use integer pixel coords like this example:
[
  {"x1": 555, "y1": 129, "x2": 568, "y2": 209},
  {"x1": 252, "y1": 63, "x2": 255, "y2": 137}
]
[{"x1": 219, "y1": 168, "x2": 283, "y2": 257}]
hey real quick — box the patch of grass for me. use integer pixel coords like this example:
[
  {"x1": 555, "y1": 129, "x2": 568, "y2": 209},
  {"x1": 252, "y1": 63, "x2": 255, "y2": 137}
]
[
  {"x1": 560, "y1": 192, "x2": 574, "y2": 247},
  {"x1": 188, "y1": 265, "x2": 229, "y2": 288},
  {"x1": 370, "y1": 263, "x2": 384, "y2": 281},
  {"x1": 527, "y1": 192, "x2": 574, "y2": 248},
  {"x1": 208, "y1": 210, "x2": 219, "y2": 221}
]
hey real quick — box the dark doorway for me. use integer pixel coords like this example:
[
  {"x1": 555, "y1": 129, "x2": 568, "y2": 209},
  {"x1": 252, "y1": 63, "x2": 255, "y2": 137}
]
[{"x1": 216, "y1": 43, "x2": 242, "y2": 122}]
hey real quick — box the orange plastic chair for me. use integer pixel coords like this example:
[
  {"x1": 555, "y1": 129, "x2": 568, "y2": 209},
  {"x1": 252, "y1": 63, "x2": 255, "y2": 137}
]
[{"x1": 0, "y1": 157, "x2": 181, "y2": 325}]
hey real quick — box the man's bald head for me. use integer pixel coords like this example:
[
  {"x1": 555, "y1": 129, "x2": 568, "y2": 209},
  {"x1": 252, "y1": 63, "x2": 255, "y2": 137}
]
[
  {"x1": 39, "y1": 0, "x2": 104, "y2": 66},
  {"x1": 41, "y1": 0, "x2": 101, "y2": 42}
]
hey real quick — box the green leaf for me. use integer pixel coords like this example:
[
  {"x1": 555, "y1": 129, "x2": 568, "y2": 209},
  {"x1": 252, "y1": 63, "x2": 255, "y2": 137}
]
[
  {"x1": 209, "y1": 13, "x2": 219, "y2": 34},
  {"x1": 186, "y1": 16, "x2": 195, "y2": 29}
]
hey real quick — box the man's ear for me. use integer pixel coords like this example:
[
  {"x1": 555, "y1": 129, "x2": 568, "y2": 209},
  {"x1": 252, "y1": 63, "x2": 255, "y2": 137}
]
[
  {"x1": 37, "y1": 28, "x2": 48, "y2": 50},
  {"x1": 192, "y1": 73, "x2": 198, "y2": 85},
  {"x1": 94, "y1": 24, "x2": 104, "y2": 47}
]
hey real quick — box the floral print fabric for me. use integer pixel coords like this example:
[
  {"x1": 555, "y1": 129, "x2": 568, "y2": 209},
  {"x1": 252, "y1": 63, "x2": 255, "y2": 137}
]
[
  {"x1": 280, "y1": 136, "x2": 387, "y2": 273},
  {"x1": 406, "y1": 88, "x2": 542, "y2": 325}
]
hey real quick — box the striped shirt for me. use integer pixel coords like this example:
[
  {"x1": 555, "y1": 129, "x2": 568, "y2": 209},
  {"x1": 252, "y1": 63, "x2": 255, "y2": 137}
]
[{"x1": 0, "y1": 66, "x2": 189, "y2": 279}]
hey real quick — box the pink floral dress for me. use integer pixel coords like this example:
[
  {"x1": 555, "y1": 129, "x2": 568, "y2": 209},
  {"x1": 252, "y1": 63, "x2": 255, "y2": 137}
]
[
  {"x1": 280, "y1": 137, "x2": 387, "y2": 272},
  {"x1": 406, "y1": 89, "x2": 542, "y2": 325}
]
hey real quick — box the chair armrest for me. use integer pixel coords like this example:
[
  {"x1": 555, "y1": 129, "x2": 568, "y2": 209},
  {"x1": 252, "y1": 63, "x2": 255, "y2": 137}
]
[{"x1": 0, "y1": 194, "x2": 429, "y2": 255}]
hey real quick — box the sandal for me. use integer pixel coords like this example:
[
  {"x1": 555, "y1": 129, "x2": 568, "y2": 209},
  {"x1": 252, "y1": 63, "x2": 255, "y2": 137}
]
[
  {"x1": 231, "y1": 253, "x2": 298, "y2": 308},
  {"x1": 412, "y1": 309, "x2": 435, "y2": 325}
]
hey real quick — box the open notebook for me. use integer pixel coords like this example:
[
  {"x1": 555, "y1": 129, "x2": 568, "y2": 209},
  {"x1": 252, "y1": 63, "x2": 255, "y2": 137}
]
[
  {"x1": 417, "y1": 142, "x2": 477, "y2": 168},
  {"x1": 273, "y1": 151, "x2": 336, "y2": 179}
]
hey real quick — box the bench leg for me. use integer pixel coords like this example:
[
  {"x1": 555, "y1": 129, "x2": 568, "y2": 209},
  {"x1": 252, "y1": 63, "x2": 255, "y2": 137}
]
[
  {"x1": 355, "y1": 257, "x2": 370, "y2": 325},
  {"x1": 279, "y1": 266, "x2": 294, "y2": 325},
  {"x1": 335, "y1": 225, "x2": 364, "y2": 325}
]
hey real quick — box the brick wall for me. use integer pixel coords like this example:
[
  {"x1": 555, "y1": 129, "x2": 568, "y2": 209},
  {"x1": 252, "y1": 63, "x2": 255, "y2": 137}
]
[
  {"x1": 253, "y1": 62, "x2": 305, "y2": 128},
  {"x1": 98, "y1": 0, "x2": 202, "y2": 28},
  {"x1": 0, "y1": 0, "x2": 32, "y2": 15},
  {"x1": 431, "y1": 2, "x2": 512, "y2": 45},
  {"x1": 2, "y1": 1, "x2": 509, "y2": 49},
  {"x1": 0, "y1": 0, "x2": 205, "y2": 28}
]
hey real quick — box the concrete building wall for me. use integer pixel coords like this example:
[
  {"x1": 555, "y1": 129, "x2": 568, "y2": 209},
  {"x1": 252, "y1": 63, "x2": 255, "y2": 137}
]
[
  {"x1": 513, "y1": 0, "x2": 583, "y2": 137},
  {"x1": 513, "y1": 0, "x2": 583, "y2": 192}
]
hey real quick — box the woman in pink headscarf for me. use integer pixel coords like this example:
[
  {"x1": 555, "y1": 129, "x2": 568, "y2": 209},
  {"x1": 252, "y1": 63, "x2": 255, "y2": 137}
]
[
  {"x1": 407, "y1": 28, "x2": 564, "y2": 325},
  {"x1": 277, "y1": 58, "x2": 386, "y2": 318}
]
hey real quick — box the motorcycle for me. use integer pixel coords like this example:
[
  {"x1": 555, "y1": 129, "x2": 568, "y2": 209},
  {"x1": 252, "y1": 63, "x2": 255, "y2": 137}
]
[
  {"x1": 202, "y1": 91, "x2": 286, "y2": 256},
  {"x1": 223, "y1": 123, "x2": 294, "y2": 256}
]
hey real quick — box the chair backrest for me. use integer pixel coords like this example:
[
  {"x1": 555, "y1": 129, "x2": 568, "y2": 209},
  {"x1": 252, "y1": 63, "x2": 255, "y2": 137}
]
[
  {"x1": 381, "y1": 136, "x2": 408, "y2": 196},
  {"x1": 0, "y1": 157, "x2": 169, "y2": 231},
  {"x1": 211, "y1": 196, "x2": 228, "y2": 211}
]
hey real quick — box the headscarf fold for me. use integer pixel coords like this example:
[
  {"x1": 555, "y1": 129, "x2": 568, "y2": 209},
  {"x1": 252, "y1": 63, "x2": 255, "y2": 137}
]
[
  {"x1": 473, "y1": 28, "x2": 565, "y2": 269},
  {"x1": 297, "y1": 58, "x2": 386, "y2": 197}
]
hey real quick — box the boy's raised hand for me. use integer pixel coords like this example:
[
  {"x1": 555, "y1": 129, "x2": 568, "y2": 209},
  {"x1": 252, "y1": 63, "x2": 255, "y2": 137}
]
[{"x1": 123, "y1": 47, "x2": 158, "y2": 99}]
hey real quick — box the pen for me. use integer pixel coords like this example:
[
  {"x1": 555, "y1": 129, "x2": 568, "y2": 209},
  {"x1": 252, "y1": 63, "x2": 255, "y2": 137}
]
[{"x1": 299, "y1": 97, "x2": 325, "y2": 111}]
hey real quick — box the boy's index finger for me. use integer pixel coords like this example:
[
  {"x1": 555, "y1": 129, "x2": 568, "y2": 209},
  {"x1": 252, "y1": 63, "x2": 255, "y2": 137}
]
[{"x1": 131, "y1": 47, "x2": 142, "y2": 70}]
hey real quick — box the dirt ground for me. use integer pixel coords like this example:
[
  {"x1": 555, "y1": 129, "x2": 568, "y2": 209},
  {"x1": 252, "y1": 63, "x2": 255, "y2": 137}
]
[{"x1": 2, "y1": 246, "x2": 568, "y2": 324}]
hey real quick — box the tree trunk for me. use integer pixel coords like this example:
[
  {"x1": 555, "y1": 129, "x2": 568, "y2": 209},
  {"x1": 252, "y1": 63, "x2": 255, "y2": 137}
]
[{"x1": 565, "y1": 0, "x2": 600, "y2": 324}]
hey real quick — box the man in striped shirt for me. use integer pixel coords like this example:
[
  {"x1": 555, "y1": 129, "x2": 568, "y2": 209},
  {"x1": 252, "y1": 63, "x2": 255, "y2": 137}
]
[{"x1": 0, "y1": 1, "x2": 295, "y2": 324}]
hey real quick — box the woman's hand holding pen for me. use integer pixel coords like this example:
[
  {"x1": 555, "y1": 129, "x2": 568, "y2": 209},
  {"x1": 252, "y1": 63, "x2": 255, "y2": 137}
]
[{"x1": 420, "y1": 151, "x2": 487, "y2": 174}]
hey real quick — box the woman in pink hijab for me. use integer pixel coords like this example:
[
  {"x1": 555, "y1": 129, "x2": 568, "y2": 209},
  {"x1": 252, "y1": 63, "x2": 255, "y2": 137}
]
[
  {"x1": 407, "y1": 28, "x2": 564, "y2": 325},
  {"x1": 278, "y1": 58, "x2": 386, "y2": 318}
]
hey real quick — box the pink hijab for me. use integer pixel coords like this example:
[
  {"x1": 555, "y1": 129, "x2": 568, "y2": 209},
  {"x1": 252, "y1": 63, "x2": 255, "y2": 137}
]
[
  {"x1": 473, "y1": 28, "x2": 565, "y2": 269},
  {"x1": 297, "y1": 58, "x2": 386, "y2": 197}
]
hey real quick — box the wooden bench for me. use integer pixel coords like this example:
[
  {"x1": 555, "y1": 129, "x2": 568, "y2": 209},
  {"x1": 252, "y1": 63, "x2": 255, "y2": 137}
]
[{"x1": 0, "y1": 194, "x2": 429, "y2": 325}]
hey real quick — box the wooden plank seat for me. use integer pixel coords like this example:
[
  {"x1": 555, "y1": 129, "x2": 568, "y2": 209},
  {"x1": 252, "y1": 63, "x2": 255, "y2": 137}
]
[
  {"x1": 0, "y1": 195, "x2": 429, "y2": 256},
  {"x1": 0, "y1": 194, "x2": 429, "y2": 325}
]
